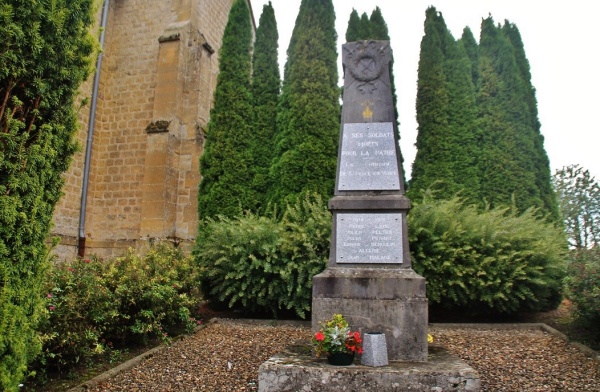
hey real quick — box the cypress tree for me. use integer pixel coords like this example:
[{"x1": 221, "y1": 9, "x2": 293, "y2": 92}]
[
  {"x1": 369, "y1": 6, "x2": 389, "y2": 40},
  {"x1": 477, "y1": 16, "x2": 541, "y2": 212},
  {"x1": 250, "y1": 2, "x2": 280, "y2": 212},
  {"x1": 460, "y1": 27, "x2": 480, "y2": 88},
  {"x1": 0, "y1": 1, "x2": 96, "y2": 389},
  {"x1": 409, "y1": 7, "x2": 479, "y2": 201},
  {"x1": 268, "y1": 0, "x2": 340, "y2": 208},
  {"x1": 358, "y1": 12, "x2": 372, "y2": 39},
  {"x1": 345, "y1": 9, "x2": 361, "y2": 42},
  {"x1": 502, "y1": 21, "x2": 559, "y2": 220},
  {"x1": 198, "y1": 0, "x2": 255, "y2": 219}
]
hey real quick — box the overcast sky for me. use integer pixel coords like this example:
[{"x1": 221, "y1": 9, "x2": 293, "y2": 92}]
[{"x1": 250, "y1": 0, "x2": 600, "y2": 182}]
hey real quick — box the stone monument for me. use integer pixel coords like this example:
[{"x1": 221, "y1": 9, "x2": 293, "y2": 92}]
[
  {"x1": 258, "y1": 41, "x2": 480, "y2": 391},
  {"x1": 311, "y1": 40, "x2": 427, "y2": 362}
]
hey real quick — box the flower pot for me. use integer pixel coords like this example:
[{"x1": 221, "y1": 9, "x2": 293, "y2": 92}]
[{"x1": 327, "y1": 352, "x2": 355, "y2": 366}]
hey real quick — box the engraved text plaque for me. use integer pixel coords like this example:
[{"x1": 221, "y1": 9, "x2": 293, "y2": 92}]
[
  {"x1": 336, "y1": 213, "x2": 403, "y2": 264},
  {"x1": 338, "y1": 122, "x2": 400, "y2": 191}
]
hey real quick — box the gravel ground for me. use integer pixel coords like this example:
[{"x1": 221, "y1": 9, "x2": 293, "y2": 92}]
[{"x1": 84, "y1": 319, "x2": 599, "y2": 392}]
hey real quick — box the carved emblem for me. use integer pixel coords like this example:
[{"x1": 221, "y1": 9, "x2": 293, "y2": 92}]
[{"x1": 347, "y1": 41, "x2": 387, "y2": 82}]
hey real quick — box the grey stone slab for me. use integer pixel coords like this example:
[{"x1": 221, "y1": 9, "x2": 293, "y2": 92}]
[
  {"x1": 335, "y1": 213, "x2": 402, "y2": 264},
  {"x1": 312, "y1": 268, "x2": 426, "y2": 300},
  {"x1": 258, "y1": 344, "x2": 480, "y2": 392},
  {"x1": 338, "y1": 122, "x2": 400, "y2": 191}
]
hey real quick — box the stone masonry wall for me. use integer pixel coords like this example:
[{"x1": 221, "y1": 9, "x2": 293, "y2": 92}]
[{"x1": 52, "y1": 0, "x2": 245, "y2": 260}]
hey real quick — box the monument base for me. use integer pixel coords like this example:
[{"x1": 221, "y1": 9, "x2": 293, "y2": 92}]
[
  {"x1": 258, "y1": 344, "x2": 480, "y2": 392},
  {"x1": 312, "y1": 267, "x2": 428, "y2": 361}
]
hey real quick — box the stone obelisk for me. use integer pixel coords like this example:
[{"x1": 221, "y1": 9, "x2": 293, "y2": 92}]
[{"x1": 311, "y1": 40, "x2": 428, "y2": 362}]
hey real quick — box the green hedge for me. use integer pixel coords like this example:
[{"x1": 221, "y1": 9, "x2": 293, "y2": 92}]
[
  {"x1": 195, "y1": 194, "x2": 330, "y2": 318},
  {"x1": 409, "y1": 196, "x2": 567, "y2": 314}
]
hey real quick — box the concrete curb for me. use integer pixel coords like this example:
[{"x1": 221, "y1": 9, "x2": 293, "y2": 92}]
[{"x1": 66, "y1": 319, "x2": 599, "y2": 390}]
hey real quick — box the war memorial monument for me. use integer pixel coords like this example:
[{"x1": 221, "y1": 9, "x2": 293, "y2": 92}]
[{"x1": 258, "y1": 41, "x2": 480, "y2": 391}]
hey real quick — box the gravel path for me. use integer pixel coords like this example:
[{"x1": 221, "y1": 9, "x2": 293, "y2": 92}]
[{"x1": 83, "y1": 319, "x2": 599, "y2": 392}]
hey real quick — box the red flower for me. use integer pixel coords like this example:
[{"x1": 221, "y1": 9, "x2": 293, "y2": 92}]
[{"x1": 315, "y1": 332, "x2": 325, "y2": 341}]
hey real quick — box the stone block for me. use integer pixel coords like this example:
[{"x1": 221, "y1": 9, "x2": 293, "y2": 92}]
[
  {"x1": 258, "y1": 344, "x2": 480, "y2": 392},
  {"x1": 313, "y1": 268, "x2": 428, "y2": 362}
]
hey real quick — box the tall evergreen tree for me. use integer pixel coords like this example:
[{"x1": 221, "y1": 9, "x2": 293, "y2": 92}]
[
  {"x1": 358, "y1": 12, "x2": 371, "y2": 39},
  {"x1": 460, "y1": 27, "x2": 480, "y2": 88},
  {"x1": 268, "y1": 0, "x2": 340, "y2": 208},
  {"x1": 502, "y1": 21, "x2": 559, "y2": 219},
  {"x1": 477, "y1": 16, "x2": 542, "y2": 212},
  {"x1": 369, "y1": 6, "x2": 389, "y2": 40},
  {"x1": 409, "y1": 7, "x2": 479, "y2": 201},
  {"x1": 345, "y1": 9, "x2": 361, "y2": 42},
  {"x1": 0, "y1": 1, "x2": 97, "y2": 389},
  {"x1": 198, "y1": 0, "x2": 255, "y2": 219},
  {"x1": 250, "y1": 2, "x2": 280, "y2": 212}
]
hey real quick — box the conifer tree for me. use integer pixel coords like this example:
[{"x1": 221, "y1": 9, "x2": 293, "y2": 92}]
[
  {"x1": 268, "y1": 0, "x2": 339, "y2": 208},
  {"x1": 409, "y1": 7, "x2": 479, "y2": 201},
  {"x1": 345, "y1": 9, "x2": 361, "y2": 42},
  {"x1": 460, "y1": 27, "x2": 479, "y2": 88},
  {"x1": 358, "y1": 12, "x2": 371, "y2": 39},
  {"x1": 477, "y1": 16, "x2": 542, "y2": 212},
  {"x1": 502, "y1": 21, "x2": 559, "y2": 219},
  {"x1": 198, "y1": 0, "x2": 255, "y2": 219},
  {"x1": 369, "y1": 6, "x2": 389, "y2": 41},
  {"x1": 0, "y1": 1, "x2": 96, "y2": 389},
  {"x1": 250, "y1": 2, "x2": 280, "y2": 212}
]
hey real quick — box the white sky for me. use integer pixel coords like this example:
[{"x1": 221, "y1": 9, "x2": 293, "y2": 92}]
[{"x1": 250, "y1": 0, "x2": 600, "y2": 182}]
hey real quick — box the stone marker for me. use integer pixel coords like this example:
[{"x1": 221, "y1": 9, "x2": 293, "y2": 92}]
[
  {"x1": 312, "y1": 40, "x2": 427, "y2": 362},
  {"x1": 258, "y1": 40, "x2": 480, "y2": 391}
]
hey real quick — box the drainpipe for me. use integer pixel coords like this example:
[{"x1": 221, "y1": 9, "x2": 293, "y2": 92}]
[{"x1": 78, "y1": 0, "x2": 110, "y2": 258}]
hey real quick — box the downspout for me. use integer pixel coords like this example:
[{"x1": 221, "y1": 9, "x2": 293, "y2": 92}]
[{"x1": 78, "y1": 0, "x2": 110, "y2": 257}]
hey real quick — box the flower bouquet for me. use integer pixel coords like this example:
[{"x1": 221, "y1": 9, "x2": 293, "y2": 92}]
[{"x1": 312, "y1": 314, "x2": 362, "y2": 365}]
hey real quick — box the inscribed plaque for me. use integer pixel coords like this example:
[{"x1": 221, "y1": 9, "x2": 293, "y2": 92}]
[
  {"x1": 338, "y1": 122, "x2": 400, "y2": 191},
  {"x1": 336, "y1": 213, "x2": 403, "y2": 264}
]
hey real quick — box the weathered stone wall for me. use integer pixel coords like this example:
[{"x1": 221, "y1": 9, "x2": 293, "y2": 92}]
[{"x1": 52, "y1": 0, "x2": 246, "y2": 260}]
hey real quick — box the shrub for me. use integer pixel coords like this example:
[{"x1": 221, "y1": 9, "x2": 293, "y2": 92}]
[
  {"x1": 103, "y1": 244, "x2": 202, "y2": 345},
  {"x1": 564, "y1": 248, "x2": 600, "y2": 340},
  {"x1": 37, "y1": 257, "x2": 115, "y2": 373},
  {"x1": 34, "y1": 244, "x2": 202, "y2": 376},
  {"x1": 195, "y1": 194, "x2": 330, "y2": 318},
  {"x1": 408, "y1": 196, "x2": 567, "y2": 314}
]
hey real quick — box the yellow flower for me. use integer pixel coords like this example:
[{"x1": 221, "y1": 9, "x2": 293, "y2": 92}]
[{"x1": 427, "y1": 334, "x2": 434, "y2": 343}]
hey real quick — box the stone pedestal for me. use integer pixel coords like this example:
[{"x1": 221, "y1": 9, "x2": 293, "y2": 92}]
[
  {"x1": 312, "y1": 268, "x2": 428, "y2": 362},
  {"x1": 258, "y1": 344, "x2": 480, "y2": 392}
]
